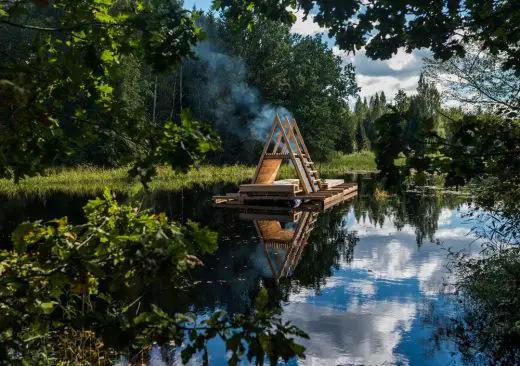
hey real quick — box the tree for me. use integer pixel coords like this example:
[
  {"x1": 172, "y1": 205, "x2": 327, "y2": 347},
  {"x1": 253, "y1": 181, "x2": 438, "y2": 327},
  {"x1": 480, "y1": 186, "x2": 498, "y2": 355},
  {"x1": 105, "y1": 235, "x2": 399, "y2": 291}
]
[
  {"x1": 189, "y1": 17, "x2": 359, "y2": 161},
  {"x1": 394, "y1": 89, "x2": 410, "y2": 113},
  {"x1": 380, "y1": 91, "x2": 387, "y2": 109},
  {"x1": 0, "y1": 2, "x2": 308, "y2": 364},
  {"x1": 216, "y1": 0, "x2": 520, "y2": 75},
  {"x1": 404, "y1": 73, "x2": 442, "y2": 154},
  {"x1": 353, "y1": 96, "x2": 370, "y2": 151},
  {"x1": 424, "y1": 44, "x2": 520, "y2": 118},
  {"x1": 0, "y1": 0, "x2": 219, "y2": 184},
  {"x1": 0, "y1": 190, "x2": 308, "y2": 364},
  {"x1": 287, "y1": 34, "x2": 358, "y2": 159},
  {"x1": 373, "y1": 111, "x2": 407, "y2": 181}
]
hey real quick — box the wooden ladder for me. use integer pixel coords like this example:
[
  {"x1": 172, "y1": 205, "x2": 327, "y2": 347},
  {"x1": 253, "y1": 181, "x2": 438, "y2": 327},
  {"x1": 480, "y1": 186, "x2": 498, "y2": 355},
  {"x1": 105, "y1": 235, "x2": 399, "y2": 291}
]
[{"x1": 286, "y1": 118, "x2": 324, "y2": 191}]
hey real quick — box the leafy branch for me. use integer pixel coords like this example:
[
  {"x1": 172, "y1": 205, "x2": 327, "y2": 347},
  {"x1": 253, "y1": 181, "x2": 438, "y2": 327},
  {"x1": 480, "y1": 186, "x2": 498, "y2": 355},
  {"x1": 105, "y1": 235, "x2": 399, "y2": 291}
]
[{"x1": 0, "y1": 189, "x2": 307, "y2": 364}]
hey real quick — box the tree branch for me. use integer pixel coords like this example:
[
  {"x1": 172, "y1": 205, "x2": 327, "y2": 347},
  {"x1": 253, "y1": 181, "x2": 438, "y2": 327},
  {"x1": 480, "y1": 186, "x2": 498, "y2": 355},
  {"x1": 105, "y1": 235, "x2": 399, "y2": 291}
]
[{"x1": 0, "y1": 19, "x2": 121, "y2": 32}]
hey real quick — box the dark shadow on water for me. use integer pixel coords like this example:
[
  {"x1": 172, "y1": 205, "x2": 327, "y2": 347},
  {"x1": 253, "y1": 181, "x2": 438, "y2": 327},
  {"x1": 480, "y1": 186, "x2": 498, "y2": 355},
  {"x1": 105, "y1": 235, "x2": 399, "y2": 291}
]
[{"x1": 1, "y1": 174, "x2": 487, "y2": 364}]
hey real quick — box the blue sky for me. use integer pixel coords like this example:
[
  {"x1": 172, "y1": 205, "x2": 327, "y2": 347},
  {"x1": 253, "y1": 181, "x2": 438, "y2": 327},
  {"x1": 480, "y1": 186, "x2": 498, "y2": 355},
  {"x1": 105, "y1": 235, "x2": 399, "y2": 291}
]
[
  {"x1": 182, "y1": 0, "x2": 427, "y2": 101},
  {"x1": 183, "y1": 0, "x2": 212, "y2": 10}
]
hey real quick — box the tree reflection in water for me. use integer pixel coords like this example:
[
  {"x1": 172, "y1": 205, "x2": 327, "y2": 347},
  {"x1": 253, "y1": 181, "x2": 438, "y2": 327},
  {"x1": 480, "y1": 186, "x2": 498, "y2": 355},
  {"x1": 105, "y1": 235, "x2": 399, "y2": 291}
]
[{"x1": 1, "y1": 177, "x2": 483, "y2": 364}]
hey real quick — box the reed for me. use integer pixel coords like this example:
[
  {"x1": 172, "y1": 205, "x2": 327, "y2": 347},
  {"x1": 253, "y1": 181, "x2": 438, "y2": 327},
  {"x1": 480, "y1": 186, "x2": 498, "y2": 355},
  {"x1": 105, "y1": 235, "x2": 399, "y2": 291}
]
[{"x1": 0, "y1": 153, "x2": 381, "y2": 197}]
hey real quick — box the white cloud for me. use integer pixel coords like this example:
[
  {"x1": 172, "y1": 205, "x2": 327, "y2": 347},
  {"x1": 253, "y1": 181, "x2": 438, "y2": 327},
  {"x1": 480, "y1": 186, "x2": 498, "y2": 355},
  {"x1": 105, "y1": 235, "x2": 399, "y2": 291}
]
[
  {"x1": 358, "y1": 74, "x2": 420, "y2": 101},
  {"x1": 333, "y1": 46, "x2": 431, "y2": 101},
  {"x1": 387, "y1": 49, "x2": 418, "y2": 71},
  {"x1": 290, "y1": 10, "x2": 327, "y2": 36},
  {"x1": 279, "y1": 208, "x2": 482, "y2": 365},
  {"x1": 437, "y1": 208, "x2": 454, "y2": 226},
  {"x1": 346, "y1": 279, "x2": 377, "y2": 297},
  {"x1": 343, "y1": 210, "x2": 481, "y2": 295},
  {"x1": 283, "y1": 300, "x2": 416, "y2": 365}
]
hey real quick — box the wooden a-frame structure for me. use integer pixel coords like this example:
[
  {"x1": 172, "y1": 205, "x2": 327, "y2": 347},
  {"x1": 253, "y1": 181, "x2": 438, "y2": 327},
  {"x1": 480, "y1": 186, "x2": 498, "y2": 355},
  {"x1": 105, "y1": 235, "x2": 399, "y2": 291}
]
[
  {"x1": 212, "y1": 114, "x2": 358, "y2": 209},
  {"x1": 251, "y1": 114, "x2": 323, "y2": 194}
]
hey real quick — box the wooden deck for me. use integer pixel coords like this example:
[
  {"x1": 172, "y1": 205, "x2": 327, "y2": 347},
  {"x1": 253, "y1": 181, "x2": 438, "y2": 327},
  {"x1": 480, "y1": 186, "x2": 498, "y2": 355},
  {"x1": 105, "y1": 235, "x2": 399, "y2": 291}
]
[{"x1": 213, "y1": 181, "x2": 358, "y2": 210}]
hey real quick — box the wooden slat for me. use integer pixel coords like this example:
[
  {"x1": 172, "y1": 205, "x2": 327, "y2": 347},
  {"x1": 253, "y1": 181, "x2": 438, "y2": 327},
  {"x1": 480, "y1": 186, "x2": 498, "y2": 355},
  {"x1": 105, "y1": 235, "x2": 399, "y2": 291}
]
[
  {"x1": 239, "y1": 195, "x2": 302, "y2": 201},
  {"x1": 264, "y1": 153, "x2": 291, "y2": 159},
  {"x1": 293, "y1": 156, "x2": 313, "y2": 193},
  {"x1": 239, "y1": 212, "x2": 300, "y2": 222},
  {"x1": 286, "y1": 117, "x2": 317, "y2": 193},
  {"x1": 257, "y1": 220, "x2": 295, "y2": 241},
  {"x1": 323, "y1": 192, "x2": 358, "y2": 210},
  {"x1": 292, "y1": 120, "x2": 312, "y2": 161},
  {"x1": 274, "y1": 119, "x2": 312, "y2": 195},
  {"x1": 255, "y1": 159, "x2": 283, "y2": 184},
  {"x1": 215, "y1": 203, "x2": 294, "y2": 211},
  {"x1": 272, "y1": 119, "x2": 290, "y2": 153},
  {"x1": 323, "y1": 179, "x2": 345, "y2": 188},
  {"x1": 252, "y1": 115, "x2": 280, "y2": 183},
  {"x1": 240, "y1": 184, "x2": 297, "y2": 193}
]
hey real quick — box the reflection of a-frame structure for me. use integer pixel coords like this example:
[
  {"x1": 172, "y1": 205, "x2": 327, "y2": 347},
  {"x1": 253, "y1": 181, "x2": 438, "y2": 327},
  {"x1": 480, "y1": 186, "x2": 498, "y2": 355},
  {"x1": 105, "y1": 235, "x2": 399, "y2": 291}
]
[
  {"x1": 218, "y1": 188, "x2": 357, "y2": 281},
  {"x1": 252, "y1": 211, "x2": 319, "y2": 281}
]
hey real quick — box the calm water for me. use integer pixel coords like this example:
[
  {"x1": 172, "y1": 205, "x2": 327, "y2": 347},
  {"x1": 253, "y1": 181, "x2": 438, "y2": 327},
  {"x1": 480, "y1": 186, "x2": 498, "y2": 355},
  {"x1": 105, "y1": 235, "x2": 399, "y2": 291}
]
[{"x1": 0, "y1": 176, "x2": 480, "y2": 365}]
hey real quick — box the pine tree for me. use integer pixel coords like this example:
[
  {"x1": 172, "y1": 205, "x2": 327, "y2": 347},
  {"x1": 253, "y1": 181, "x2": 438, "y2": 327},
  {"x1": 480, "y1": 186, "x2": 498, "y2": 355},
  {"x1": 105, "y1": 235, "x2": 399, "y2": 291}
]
[
  {"x1": 380, "y1": 91, "x2": 387, "y2": 109},
  {"x1": 354, "y1": 96, "x2": 370, "y2": 150},
  {"x1": 394, "y1": 89, "x2": 409, "y2": 113},
  {"x1": 413, "y1": 73, "x2": 441, "y2": 126},
  {"x1": 405, "y1": 73, "x2": 442, "y2": 153}
]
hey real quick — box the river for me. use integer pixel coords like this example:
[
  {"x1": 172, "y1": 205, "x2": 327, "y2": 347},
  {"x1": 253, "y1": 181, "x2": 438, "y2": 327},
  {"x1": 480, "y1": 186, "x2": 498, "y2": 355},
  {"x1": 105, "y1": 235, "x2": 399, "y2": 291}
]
[{"x1": 0, "y1": 175, "x2": 480, "y2": 365}]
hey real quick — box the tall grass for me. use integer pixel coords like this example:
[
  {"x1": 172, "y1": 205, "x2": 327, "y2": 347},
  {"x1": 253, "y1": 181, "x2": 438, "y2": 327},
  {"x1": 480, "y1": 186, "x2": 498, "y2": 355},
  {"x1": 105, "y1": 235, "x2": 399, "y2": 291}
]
[
  {"x1": 0, "y1": 152, "x2": 381, "y2": 197},
  {"x1": 324, "y1": 151, "x2": 378, "y2": 172},
  {"x1": 0, "y1": 165, "x2": 255, "y2": 197}
]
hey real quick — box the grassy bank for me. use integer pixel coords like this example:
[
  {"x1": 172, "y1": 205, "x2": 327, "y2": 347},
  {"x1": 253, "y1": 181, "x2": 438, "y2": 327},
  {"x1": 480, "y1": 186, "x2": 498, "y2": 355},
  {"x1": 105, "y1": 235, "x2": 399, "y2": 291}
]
[{"x1": 0, "y1": 152, "x2": 380, "y2": 197}]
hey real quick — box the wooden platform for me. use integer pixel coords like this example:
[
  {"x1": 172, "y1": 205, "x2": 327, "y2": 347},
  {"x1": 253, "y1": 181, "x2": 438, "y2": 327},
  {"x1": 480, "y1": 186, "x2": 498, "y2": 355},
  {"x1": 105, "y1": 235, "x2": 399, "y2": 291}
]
[{"x1": 213, "y1": 182, "x2": 358, "y2": 210}]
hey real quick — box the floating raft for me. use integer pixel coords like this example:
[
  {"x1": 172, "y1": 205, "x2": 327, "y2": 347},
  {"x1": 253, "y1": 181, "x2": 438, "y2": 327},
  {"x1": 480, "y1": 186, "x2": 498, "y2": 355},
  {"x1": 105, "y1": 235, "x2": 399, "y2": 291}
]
[
  {"x1": 213, "y1": 180, "x2": 358, "y2": 211},
  {"x1": 212, "y1": 115, "x2": 358, "y2": 210}
]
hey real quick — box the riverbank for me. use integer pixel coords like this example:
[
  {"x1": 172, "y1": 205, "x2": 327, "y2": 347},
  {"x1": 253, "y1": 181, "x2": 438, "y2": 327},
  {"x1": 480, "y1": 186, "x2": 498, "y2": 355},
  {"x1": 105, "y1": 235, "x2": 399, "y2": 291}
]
[{"x1": 0, "y1": 152, "x2": 380, "y2": 197}]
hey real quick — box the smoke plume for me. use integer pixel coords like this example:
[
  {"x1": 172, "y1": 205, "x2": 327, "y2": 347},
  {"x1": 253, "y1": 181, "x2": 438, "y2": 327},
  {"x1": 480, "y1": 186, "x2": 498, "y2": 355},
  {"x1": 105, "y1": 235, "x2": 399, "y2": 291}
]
[{"x1": 183, "y1": 40, "x2": 293, "y2": 142}]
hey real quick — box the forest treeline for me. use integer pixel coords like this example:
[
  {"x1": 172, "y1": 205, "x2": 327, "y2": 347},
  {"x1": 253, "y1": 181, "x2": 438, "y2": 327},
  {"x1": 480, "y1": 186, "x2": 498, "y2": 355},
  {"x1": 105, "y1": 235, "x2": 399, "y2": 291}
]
[
  {"x1": 67, "y1": 14, "x2": 449, "y2": 166},
  {"x1": 0, "y1": 9, "x2": 449, "y2": 167}
]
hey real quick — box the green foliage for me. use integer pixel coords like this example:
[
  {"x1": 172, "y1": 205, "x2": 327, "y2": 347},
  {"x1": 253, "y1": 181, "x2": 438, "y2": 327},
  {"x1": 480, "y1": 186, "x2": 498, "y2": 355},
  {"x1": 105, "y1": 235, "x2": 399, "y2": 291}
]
[
  {"x1": 0, "y1": 154, "x2": 383, "y2": 198},
  {"x1": 0, "y1": 0, "x2": 219, "y2": 183},
  {"x1": 325, "y1": 151, "x2": 378, "y2": 172},
  {"x1": 372, "y1": 77, "x2": 445, "y2": 183},
  {"x1": 0, "y1": 190, "x2": 307, "y2": 364},
  {"x1": 427, "y1": 116, "x2": 520, "y2": 187},
  {"x1": 198, "y1": 17, "x2": 359, "y2": 161},
  {"x1": 446, "y1": 247, "x2": 520, "y2": 364},
  {"x1": 216, "y1": 0, "x2": 520, "y2": 75},
  {"x1": 394, "y1": 89, "x2": 410, "y2": 114},
  {"x1": 373, "y1": 112, "x2": 407, "y2": 181},
  {"x1": 129, "y1": 110, "x2": 221, "y2": 187}
]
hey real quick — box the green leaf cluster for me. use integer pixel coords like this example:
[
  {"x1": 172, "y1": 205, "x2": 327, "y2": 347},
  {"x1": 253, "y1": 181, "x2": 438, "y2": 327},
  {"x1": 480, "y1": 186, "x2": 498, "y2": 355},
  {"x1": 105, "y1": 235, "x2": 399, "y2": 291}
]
[
  {"x1": 0, "y1": 0, "x2": 218, "y2": 183},
  {"x1": 216, "y1": 0, "x2": 520, "y2": 75},
  {"x1": 0, "y1": 190, "x2": 307, "y2": 364}
]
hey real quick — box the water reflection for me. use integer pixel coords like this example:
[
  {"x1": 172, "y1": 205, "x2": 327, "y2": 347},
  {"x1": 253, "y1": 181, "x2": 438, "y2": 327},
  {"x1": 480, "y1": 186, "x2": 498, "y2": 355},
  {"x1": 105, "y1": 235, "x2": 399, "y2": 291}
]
[
  {"x1": 253, "y1": 211, "x2": 320, "y2": 282},
  {"x1": 0, "y1": 178, "x2": 480, "y2": 365},
  {"x1": 281, "y1": 205, "x2": 475, "y2": 366}
]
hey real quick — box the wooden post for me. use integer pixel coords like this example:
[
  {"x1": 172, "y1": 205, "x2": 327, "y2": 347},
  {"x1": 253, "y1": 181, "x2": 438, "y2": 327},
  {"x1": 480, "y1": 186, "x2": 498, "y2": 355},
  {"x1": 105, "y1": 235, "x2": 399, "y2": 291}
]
[
  {"x1": 293, "y1": 119, "x2": 323, "y2": 190},
  {"x1": 286, "y1": 118, "x2": 317, "y2": 192},
  {"x1": 293, "y1": 120, "x2": 312, "y2": 160},
  {"x1": 252, "y1": 115, "x2": 281, "y2": 183},
  {"x1": 276, "y1": 117, "x2": 313, "y2": 194},
  {"x1": 272, "y1": 118, "x2": 290, "y2": 153}
]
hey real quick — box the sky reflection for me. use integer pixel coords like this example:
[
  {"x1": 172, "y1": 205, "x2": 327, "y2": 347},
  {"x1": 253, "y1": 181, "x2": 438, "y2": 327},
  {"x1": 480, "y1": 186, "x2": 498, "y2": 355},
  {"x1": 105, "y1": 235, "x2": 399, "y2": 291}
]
[{"x1": 281, "y1": 206, "x2": 478, "y2": 365}]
